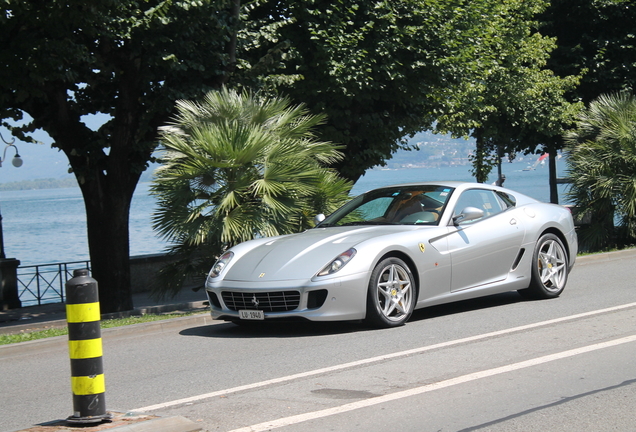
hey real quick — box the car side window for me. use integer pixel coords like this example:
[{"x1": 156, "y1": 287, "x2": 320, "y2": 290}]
[
  {"x1": 496, "y1": 191, "x2": 516, "y2": 208},
  {"x1": 454, "y1": 189, "x2": 507, "y2": 223}
]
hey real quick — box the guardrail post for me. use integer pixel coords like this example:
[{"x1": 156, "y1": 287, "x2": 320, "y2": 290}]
[
  {"x1": 0, "y1": 257, "x2": 21, "y2": 310},
  {"x1": 65, "y1": 269, "x2": 111, "y2": 424}
]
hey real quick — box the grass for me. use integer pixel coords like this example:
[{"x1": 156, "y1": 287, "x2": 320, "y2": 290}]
[
  {"x1": 576, "y1": 245, "x2": 636, "y2": 257},
  {"x1": 0, "y1": 311, "x2": 204, "y2": 346}
]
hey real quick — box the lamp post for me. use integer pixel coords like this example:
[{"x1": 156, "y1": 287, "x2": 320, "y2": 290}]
[{"x1": 0, "y1": 132, "x2": 23, "y2": 310}]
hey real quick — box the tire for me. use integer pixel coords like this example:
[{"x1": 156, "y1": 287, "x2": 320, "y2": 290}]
[
  {"x1": 518, "y1": 233, "x2": 568, "y2": 300},
  {"x1": 365, "y1": 257, "x2": 416, "y2": 328}
]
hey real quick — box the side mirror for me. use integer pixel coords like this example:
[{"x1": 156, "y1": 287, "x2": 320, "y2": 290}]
[
  {"x1": 452, "y1": 207, "x2": 484, "y2": 225},
  {"x1": 314, "y1": 213, "x2": 326, "y2": 225}
]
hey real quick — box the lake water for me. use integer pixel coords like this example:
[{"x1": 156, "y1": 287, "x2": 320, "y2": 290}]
[{"x1": 2, "y1": 160, "x2": 568, "y2": 266}]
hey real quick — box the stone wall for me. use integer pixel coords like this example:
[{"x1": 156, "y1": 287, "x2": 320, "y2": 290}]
[
  {"x1": 130, "y1": 253, "x2": 169, "y2": 293},
  {"x1": 130, "y1": 253, "x2": 202, "y2": 293}
]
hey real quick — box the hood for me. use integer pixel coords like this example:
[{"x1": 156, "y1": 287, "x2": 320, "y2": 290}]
[{"x1": 224, "y1": 225, "x2": 408, "y2": 282}]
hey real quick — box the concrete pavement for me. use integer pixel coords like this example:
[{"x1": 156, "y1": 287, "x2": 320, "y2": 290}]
[
  {"x1": 1, "y1": 288, "x2": 210, "y2": 432},
  {"x1": 3, "y1": 248, "x2": 636, "y2": 432}
]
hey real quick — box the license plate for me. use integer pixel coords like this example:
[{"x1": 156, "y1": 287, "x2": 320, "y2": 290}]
[{"x1": 239, "y1": 310, "x2": 264, "y2": 320}]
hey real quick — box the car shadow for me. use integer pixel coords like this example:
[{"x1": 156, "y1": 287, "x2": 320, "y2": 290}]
[
  {"x1": 180, "y1": 291, "x2": 527, "y2": 338},
  {"x1": 179, "y1": 319, "x2": 372, "y2": 339},
  {"x1": 409, "y1": 291, "x2": 525, "y2": 323}
]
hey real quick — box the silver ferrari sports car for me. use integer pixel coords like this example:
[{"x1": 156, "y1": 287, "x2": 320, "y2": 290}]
[{"x1": 205, "y1": 181, "x2": 577, "y2": 328}]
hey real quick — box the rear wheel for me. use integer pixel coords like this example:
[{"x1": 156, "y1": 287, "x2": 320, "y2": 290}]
[
  {"x1": 366, "y1": 257, "x2": 416, "y2": 328},
  {"x1": 518, "y1": 233, "x2": 568, "y2": 299}
]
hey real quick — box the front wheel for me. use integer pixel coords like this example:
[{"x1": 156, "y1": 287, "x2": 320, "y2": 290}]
[
  {"x1": 365, "y1": 257, "x2": 416, "y2": 328},
  {"x1": 518, "y1": 233, "x2": 568, "y2": 299}
]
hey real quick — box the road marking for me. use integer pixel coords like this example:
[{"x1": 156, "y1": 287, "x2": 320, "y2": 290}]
[
  {"x1": 133, "y1": 302, "x2": 636, "y2": 413},
  {"x1": 228, "y1": 334, "x2": 636, "y2": 432}
]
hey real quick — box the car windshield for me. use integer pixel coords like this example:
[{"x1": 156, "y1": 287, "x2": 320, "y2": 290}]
[{"x1": 319, "y1": 185, "x2": 455, "y2": 227}]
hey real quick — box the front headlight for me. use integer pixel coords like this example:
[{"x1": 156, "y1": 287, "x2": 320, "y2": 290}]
[
  {"x1": 317, "y1": 248, "x2": 356, "y2": 276},
  {"x1": 208, "y1": 251, "x2": 234, "y2": 280}
]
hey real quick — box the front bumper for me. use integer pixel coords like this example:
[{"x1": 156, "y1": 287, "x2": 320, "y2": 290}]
[{"x1": 204, "y1": 272, "x2": 368, "y2": 322}]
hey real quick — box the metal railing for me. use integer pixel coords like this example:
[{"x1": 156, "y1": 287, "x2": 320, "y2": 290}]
[{"x1": 17, "y1": 261, "x2": 91, "y2": 307}]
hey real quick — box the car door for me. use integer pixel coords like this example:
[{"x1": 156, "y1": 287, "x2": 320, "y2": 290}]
[{"x1": 446, "y1": 188, "x2": 525, "y2": 292}]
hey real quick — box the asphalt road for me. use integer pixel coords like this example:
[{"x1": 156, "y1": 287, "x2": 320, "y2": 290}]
[{"x1": 2, "y1": 251, "x2": 636, "y2": 432}]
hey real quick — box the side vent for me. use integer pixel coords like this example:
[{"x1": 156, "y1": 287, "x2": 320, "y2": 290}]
[
  {"x1": 206, "y1": 290, "x2": 222, "y2": 308},
  {"x1": 307, "y1": 289, "x2": 328, "y2": 310},
  {"x1": 511, "y1": 249, "x2": 525, "y2": 271}
]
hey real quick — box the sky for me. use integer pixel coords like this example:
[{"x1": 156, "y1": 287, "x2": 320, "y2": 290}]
[
  {"x1": 0, "y1": 114, "x2": 107, "y2": 183},
  {"x1": 0, "y1": 128, "x2": 71, "y2": 182}
]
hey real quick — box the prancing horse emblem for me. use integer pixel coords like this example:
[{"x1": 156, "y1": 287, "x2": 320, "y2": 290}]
[{"x1": 251, "y1": 295, "x2": 260, "y2": 308}]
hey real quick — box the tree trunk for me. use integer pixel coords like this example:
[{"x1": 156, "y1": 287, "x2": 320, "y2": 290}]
[
  {"x1": 548, "y1": 147, "x2": 559, "y2": 204},
  {"x1": 78, "y1": 174, "x2": 136, "y2": 313},
  {"x1": 473, "y1": 131, "x2": 490, "y2": 183},
  {"x1": 496, "y1": 144, "x2": 504, "y2": 186},
  {"x1": 36, "y1": 83, "x2": 142, "y2": 314}
]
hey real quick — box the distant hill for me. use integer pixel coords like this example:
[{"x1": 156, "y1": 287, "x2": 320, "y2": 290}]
[
  {"x1": 0, "y1": 128, "x2": 476, "y2": 188},
  {"x1": 0, "y1": 168, "x2": 156, "y2": 191},
  {"x1": 382, "y1": 131, "x2": 475, "y2": 169},
  {"x1": 0, "y1": 177, "x2": 78, "y2": 191}
]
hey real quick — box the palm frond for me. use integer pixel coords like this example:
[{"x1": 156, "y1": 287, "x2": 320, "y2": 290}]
[
  {"x1": 566, "y1": 91, "x2": 636, "y2": 251},
  {"x1": 151, "y1": 87, "x2": 352, "y2": 296}
]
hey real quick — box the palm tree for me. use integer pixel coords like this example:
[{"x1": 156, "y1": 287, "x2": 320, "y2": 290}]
[
  {"x1": 151, "y1": 88, "x2": 352, "y2": 296},
  {"x1": 565, "y1": 92, "x2": 636, "y2": 251}
]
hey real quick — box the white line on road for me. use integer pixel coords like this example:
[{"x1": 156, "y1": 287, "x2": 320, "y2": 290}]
[
  {"x1": 133, "y1": 302, "x2": 636, "y2": 413},
  {"x1": 228, "y1": 334, "x2": 636, "y2": 432}
]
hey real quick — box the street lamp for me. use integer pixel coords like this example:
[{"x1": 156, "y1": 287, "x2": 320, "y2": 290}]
[
  {"x1": 0, "y1": 132, "x2": 24, "y2": 259},
  {"x1": 0, "y1": 134, "x2": 23, "y2": 169},
  {"x1": 0, "y1": 132, "x2": 23, "y2": 310}
]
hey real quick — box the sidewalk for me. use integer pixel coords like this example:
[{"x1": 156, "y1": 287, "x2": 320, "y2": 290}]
[
  {"x1": 0, "y1": 288, "x2": 209, "y2": 335},
  {"x1": 1, "y1": 288, "x2": 210, "y2": 431}
]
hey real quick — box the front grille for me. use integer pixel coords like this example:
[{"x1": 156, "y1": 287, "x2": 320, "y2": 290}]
[{"x1": 221, "y1": 291, "x2": 301, "y2": 312}]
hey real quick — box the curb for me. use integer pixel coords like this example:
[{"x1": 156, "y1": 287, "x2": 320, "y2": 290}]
[
  {"x1": 0, "y1": 301, "x2": 209, "y2": 336},
  {"x1": 13, "y1": 412, "x2": 203, "y2": 432},
  {"x1": 0, "y1": 314, "x2": 218, "y2": 356},
  {"x1": 575, "y1": 247, "x2": 636, "y2": 266},
  {"x1": 107, "y1": 415, "x2": 203, "y2": 432}
]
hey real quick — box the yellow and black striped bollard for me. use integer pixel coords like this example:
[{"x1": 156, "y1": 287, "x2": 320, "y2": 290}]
[{"x1": 65, "y1": 269, "x2": 110, "y2": 424}]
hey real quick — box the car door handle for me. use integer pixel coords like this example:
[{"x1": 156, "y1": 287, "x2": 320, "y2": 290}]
[{"x1": 510, "y1": 218, "x2": 517, "y2": 225}]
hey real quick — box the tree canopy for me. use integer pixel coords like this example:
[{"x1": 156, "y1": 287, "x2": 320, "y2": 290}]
[
  {"x1": 432, "y1": 0, "x2": 581, "y2": 187},
  {"x1": 237, "y1": 0, "x2": 447, "y2": 180},
  {"x1": 0, "y1": 0, "x2": 240, "y2": 312},
  {"x1": 237, "y1": 0, "x2": 580, "y2": 184},
  {"x1": 539, "y1": 0, "x2": 636, "y2": 204},
  {"x1": 541, "y1": 0, "x2": 636, "y2": 103}
]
